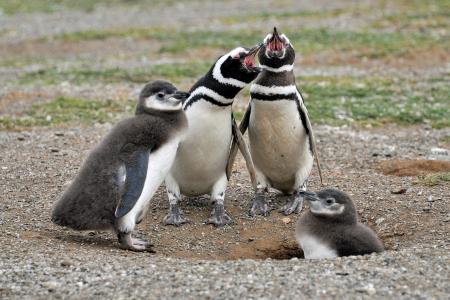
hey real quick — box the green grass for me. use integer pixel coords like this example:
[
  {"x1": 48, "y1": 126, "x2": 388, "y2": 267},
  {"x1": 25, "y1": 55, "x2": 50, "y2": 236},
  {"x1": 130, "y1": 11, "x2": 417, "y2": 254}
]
[
  {"x1": 0, "y1": 96, "x2": 123, "y2": 130},
  {"x1": 297, "y1": 75, "x2": 450, "y2": 128},
  {"x1": 416, "y1": 172, "x2": 450, "y2": 186},
  {"x1": 17, "y1": 61, "x2": 210, "y2": 85},
  {"x1": 52, "y1": 27, "x2": 445, "y2": 58}
]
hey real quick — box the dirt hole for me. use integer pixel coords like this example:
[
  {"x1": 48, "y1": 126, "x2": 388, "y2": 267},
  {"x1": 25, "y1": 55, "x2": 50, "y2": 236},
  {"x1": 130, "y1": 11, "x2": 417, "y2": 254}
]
[{"x1": 377, "y1": 159, "x2": 450, "y2": 176}]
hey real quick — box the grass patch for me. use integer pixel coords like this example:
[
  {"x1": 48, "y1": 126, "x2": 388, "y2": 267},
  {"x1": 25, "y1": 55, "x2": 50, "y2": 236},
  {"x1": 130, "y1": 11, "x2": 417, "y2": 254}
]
[
  {"x1": 298, "y1": 76, "x2": 450, "y2": 128},
  {"x1": 0, "y1": 0, "x2": 189, "y2": 15},
  {"x1": 0, "y1": 96, "x2": 122, "y2": 130},
  {"x1": 416, "y1": 172, "x2": 450, "y2": 186},
  {"x1": 220, "y1": 8, "x2": 347, "y2": 25},
  {"x1": 52, "y1": 27, "x2": 444, "y2": 58},
  {"x1": 18, "y1": 61, "x2": 210, "y2": 85}
]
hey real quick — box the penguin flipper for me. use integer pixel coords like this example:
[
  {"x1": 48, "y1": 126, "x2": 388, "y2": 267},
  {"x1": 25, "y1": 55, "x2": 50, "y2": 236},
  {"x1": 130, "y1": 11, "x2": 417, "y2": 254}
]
[
  {"x1": 226, "y1": 105, "x2": 251, "y2": 180},
  {"x1": 115, "y1": 144, "x2": 151, "y2": 219},
  {"x1": 231, "y1": 115, "x2": 257, "y2": 189},
  {"x1": 296, "y1": 91, "x2": 324, "y2": 185}
]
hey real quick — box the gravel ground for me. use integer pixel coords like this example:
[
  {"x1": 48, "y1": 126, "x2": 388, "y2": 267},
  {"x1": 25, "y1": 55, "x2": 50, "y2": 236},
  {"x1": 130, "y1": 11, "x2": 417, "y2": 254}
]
[
  {"x1": 1, "y1": 0, "x2": 449, "y2": 299},
  {"x1": 1, "y1": 124, "x2": 449, "y2": 299}
]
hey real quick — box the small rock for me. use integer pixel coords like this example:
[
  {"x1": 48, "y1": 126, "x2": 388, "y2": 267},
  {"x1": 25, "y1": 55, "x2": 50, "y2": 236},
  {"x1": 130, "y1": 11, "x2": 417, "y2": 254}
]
[
  {"x1": 375, "y1": 217, "x2": 385, "y2": 225},
  {"x1": 60, "y1": 260, "x2": 73, "y2": 267},
  {"x1": 281, "y1": 217, "x2": 292, "y2": 224},
  {"x1": 55, "y1": 132, "x2": 64, "y2": 137},
  {"x1": 17, "y1": 136, "x2": 25, "y2": 141},
  {"x1": 427, "y1": 196, "x2": 435, "y2": 202},
  {"x1": 50, "y1": 148, "x2": 59, "y2": 153},
  {"x1": 42, "y1": 281, "x2": 61, "y2": 291},
  {"x1": 390, "y1": 188, "x2": 407, "y2": 194}
]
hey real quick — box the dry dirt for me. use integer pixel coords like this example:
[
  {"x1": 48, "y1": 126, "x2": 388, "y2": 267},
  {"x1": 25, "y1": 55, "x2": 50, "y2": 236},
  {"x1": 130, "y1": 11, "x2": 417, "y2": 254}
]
[{"x1": 2, "y1": 124, "x2": 449, "y2": 261}]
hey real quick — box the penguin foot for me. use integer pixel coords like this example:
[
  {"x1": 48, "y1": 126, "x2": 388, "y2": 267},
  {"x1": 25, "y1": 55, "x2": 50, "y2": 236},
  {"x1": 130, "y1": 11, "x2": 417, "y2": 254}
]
[
  {"x1": 279, "y1": 196, "x2": 304, "y2": 215},
  {"x1": 249, "y1": 195, "x2": 272, "y2": 217},
  {"x1": 118, "y1": 233, "x2": 155, "y2": 252},
  {"x1": 163, "y1": 204, "x2": 191, "y2": 226},
  {"x1": 206, "y1": 203, "x2": 232, "y2": 227}
]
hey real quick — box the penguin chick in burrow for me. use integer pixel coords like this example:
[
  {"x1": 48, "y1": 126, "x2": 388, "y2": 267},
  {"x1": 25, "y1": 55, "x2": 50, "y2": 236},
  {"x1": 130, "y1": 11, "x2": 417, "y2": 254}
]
[
  {"x1": 164, "y1": 46, "x2": 261, "y2": 227},
  {"x1": 51, "y1": 80, "x2": 189, "y2": 251},
  {"x1": 228, "y1": 27, "x2": 323, "y2": 217},
  {"x1": 296, "y1": 188, "x2": 384, "y2": 259}
]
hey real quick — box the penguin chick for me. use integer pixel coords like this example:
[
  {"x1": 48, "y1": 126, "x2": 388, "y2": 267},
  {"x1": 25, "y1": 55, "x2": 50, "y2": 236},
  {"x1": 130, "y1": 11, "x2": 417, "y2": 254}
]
[
  {"x1": 51, "y1": 80, "x2": 189, "y2": 251},
  {"x1": 295, "y1": 188, "x2": 384, "y2": 259}
]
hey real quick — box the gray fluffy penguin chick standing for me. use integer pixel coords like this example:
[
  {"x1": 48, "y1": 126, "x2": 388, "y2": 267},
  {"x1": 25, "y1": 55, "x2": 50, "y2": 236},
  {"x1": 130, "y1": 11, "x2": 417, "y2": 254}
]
[
  {"x1": 164, "y1": 47, "x2": 260, "y2": 227},
  {"x1": 296, "y1": 188, "x2": 384, "y2": 259},
  {"x1": 230, "y1": 27, "x2": 323, "y2": 217},
  {"x1": 52, "y1": 80, "x2": 189, "y2": 251}
]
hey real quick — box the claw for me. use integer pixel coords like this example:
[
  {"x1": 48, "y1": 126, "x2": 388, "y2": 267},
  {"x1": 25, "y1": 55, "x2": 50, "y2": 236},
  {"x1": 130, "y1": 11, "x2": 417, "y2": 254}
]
[
  {"x1": 249, "y1": 194, "x2": 272, "y2": 217},
  {"x1": 163, "y1": 204, "x2": 191, "y2": 226},
  {"x1": 206, "y1": 203, "x2": 232, "y2": 227},
  {"x1": 117, "y1": 233, "x2": 155, "y2": 252},
  {"x1": 279, "y1": 195, "x2": 304, "y2": 215}
]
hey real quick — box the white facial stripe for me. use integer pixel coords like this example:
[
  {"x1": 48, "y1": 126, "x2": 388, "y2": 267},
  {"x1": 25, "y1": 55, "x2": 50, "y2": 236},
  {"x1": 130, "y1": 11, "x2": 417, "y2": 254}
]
[
  {"x1": 263, "y1": 33, "x2": 272, "y2": 44},
  {"x1": 212, "y1": 47, "x2": 248, "y2": 88},
  {"x1": 250, "y1": 84, "x2": 297, "y2": 95},
  {"x1": 145, "y1": 95, "x2": 182, "y2": 111},
  {"x1": 185, "y1": 86, "x2": 233, "y2": 107},
  {"x1": 260, "y1": 63, "x2": 294, "y2": 73},
  {"x1": 280, "y1": 33, "x2": 291, "y2": 45},
  {"x1": 310, "y1": 204, "x2": 345, "y2": 216}
]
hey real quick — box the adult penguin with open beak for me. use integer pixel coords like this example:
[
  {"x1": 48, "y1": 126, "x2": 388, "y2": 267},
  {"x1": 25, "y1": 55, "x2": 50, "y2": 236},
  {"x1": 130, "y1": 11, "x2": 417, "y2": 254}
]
[{"x1": 227, "y1": 27, "x2": 323, "y2": 217}]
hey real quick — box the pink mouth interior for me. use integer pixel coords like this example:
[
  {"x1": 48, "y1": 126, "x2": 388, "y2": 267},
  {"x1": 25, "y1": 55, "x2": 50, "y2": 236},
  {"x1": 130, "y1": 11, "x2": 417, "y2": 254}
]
[
  {"x1": 268, "y1": 39, "x2": 284, "y2": 51},
  {"x1": 244, "y1": 54, "x2": 256, "y2": 68}
]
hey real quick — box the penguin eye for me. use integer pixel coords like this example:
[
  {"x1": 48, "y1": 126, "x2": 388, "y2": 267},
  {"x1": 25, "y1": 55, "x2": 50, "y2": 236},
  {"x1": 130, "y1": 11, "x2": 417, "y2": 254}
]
[
  {"x1": 325, "y1": 198, "x2": 335, "y2": 205},
  {"x1": 157, "y1": 92, "x2": 165, "y2": 99}
]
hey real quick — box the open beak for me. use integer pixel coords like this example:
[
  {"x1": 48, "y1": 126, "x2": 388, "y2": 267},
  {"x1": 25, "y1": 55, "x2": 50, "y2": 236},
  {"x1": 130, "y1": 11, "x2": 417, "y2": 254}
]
[
  {"x1": 267, "y1": 27, "x2": 285, "y2": 58},
  {"x1": 299, "y1": 190, "x2": 319, "y2": 202},
  {"x1": 242, "y1": 44, "x2": 262, "y2": 72}
]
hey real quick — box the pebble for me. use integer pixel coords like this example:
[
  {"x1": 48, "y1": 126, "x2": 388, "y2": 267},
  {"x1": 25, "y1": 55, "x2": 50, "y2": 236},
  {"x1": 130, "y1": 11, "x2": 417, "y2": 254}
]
[{"x1": 390, "y1": 188, "x2": 407, "y2": 194}]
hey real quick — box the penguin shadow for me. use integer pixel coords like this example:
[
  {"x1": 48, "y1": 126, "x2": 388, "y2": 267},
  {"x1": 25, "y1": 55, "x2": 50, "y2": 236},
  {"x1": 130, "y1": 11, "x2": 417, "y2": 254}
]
[{"x1": 49, "y1": 230, "x2": 123, "y2": 251}]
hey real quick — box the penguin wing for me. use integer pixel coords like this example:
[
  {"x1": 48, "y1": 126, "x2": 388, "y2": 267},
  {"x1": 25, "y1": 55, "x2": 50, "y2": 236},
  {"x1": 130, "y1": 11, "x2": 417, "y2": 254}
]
[
  {"x1": 115, "y1": 144, "x2": 151, "y2": 218},
  {"x1": 226, "y1": 105, "x2": 252, "y2": 179},
  {"x1": 338, "y1": 225, "x2": 385, "y2": 256},
  {"x1": 296, "y1": 90, "x2": 324, "y2": 185}
]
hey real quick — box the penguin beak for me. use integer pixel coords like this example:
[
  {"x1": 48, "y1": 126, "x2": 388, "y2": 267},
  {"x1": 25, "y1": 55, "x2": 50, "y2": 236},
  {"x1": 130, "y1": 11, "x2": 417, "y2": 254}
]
[
  {"x1": 167, "y1": 91, "x2": 189, "y2": 107},
  {"x1": 267, "y1": 27, "x2": 286, "y2": 58},
  {"x1": 173, "y1": 91, "x2": 190, "y2": 101},
  {"x1": 299, "y1": 191, "x2": 319, "y2": 202},
  {"x1": 241, "y1": 44, "x2": 262, "y2": 72}
]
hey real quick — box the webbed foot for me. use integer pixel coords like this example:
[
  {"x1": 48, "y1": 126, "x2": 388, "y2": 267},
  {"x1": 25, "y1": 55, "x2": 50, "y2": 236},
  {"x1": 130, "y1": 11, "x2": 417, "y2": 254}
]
[
  {"x1": 279, "y1": 194, "x2": 304, "y2": 215},
  {"x1": 206, "y1": 203, "x2": 232, "y2": 227},
  {"x1": 117, "y1": 233, "x2": 154, "y2": 252},
  {"x1": 163, "y1": 204, "x2": 191, "y2": 226},
  {"x1": 249, "y1": 194, "x2": 272, "y2": 217}
]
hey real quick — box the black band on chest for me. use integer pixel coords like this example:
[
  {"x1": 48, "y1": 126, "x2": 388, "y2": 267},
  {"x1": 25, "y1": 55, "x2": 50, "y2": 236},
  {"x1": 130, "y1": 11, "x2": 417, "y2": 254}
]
[
  {"x1": 184, "y1": 94, "x2": 233, "y2": 110},
  {"x1": 250, "y1": 92, "x2": 298, "y2": 101}
]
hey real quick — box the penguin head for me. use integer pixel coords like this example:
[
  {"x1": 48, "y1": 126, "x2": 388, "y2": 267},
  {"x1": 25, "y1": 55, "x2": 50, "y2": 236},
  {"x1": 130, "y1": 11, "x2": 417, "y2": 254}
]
[
  {"x1": 214, "y1": 46, "x2": 261, "y2": 85},
  {"x1": 259, "y1": 27, "x2": 295, "y2": 69},
  {"x1": 136, "y1": 80, "x2": 190, "y2": 114},
  {"x1": 300, "y1": 188, "x2": 357, "y2": 223}
]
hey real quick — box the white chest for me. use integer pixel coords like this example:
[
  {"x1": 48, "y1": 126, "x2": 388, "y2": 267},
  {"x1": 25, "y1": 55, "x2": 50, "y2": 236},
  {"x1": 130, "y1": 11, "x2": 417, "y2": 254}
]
[
  {"x1": 170, "y1": 101, "x2": 232, "y2": 193},
  {"x1": 296, "y1": 233, "x2": 338, "y2": 259}
]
